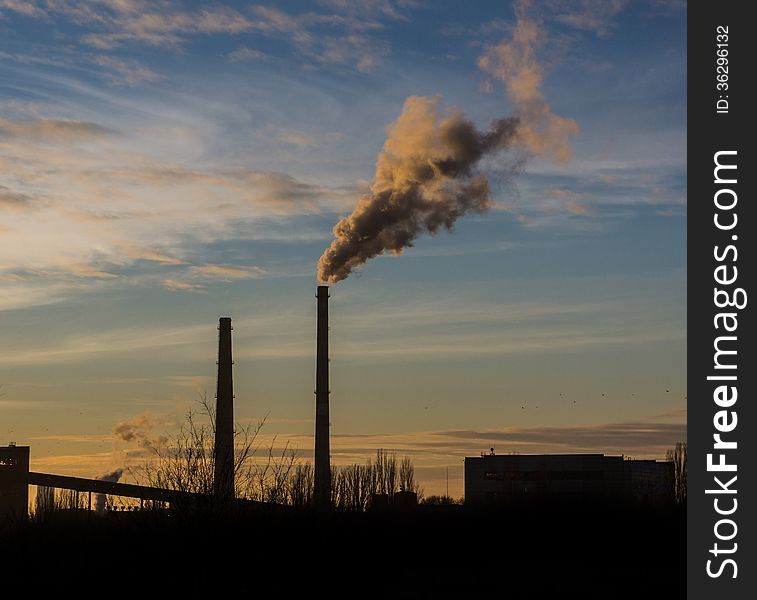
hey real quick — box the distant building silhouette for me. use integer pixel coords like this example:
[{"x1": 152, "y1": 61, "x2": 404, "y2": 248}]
[
  {"x1": 0, "y1": 444, "x2": 29, "y2": 522},
  {"x1": 465, "y1": 453, "x2": 674, "y2": 506}
]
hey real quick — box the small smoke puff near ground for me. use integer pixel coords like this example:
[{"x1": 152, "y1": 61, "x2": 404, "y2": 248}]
[
  {"x1": 94, "y1": 468, "x2": 123, "y2": 513},
  {"x1": 318, "y1": 7, "x2": 578, "y2": 284}
]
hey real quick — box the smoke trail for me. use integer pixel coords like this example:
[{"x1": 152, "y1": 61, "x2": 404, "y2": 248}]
[
  {"x1": 318, "y1": 97, "x2": 519, "y2": 283},
  {"x1": 94, "y1": 468, "x2": 123, "y2": 514},
  {"x1": 477, "y1": 1, "x2": 579, "y2": 165},
  {"x1": 113, "y1": 414, "x2": 151, "y2": 443},
  {"x1": 113, "y1": 413, "x2": 167, "y2": 453},
  {"x1": 317, "y1": 3, "x2": 577, "y2": 284}
]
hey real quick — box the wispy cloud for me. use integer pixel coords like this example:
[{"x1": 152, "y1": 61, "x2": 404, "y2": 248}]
[
  {"x1": 317, "y1": 0, "x2": 414, "y2": 21},
  {"x1": 327, "y1": 327, "x2": 684, "y2": 361},
  {"x1": 0, "y1": 0, "x2": 46, "y2": 18},
  {"x1": 64, "y1": 262, "x2": 119, "y2": 279},
  {"x1": 438, "y1": 420, "x2": 685, "y2": 452},
  {"x1": 188, "y1": 264, "x2": 266, "y2": 279},
  {"x1": 0, "y1": 278, "x2": 684, "y2": 363},
  {"x1": 29, "y1": 433, "x2": 113, "y2": 443},
  {"x1": 115, "y1": 243, "x2": 183, "y2": 265},
  {"x1": 0, "y1": 277, "x2": 79, "y2": 311},
  {"x1": 0, "y1": 48, "x2": 161, "y2": 87},
  {"x1": 227, "y1": 414, "x2": 685, "y2": 470},
  {"x1": 547, "y1": 0, "x2": 629, "y2": 36},
  {"x1": 93, "y1": 55, "x2": 162, "y2": 86},
  {"x1": 0, "y1": 1, "x2": 401, "y2": 71},
  {"x1": 161, "y1": 263, "x2": 267, "y2": 291},
  {"x1": 248, "y1": 4, "x2": 391, "y2": 71},
  {"x1": 29, "y1": 452, "x2": 116, "y2": 478},
  {"x1": 4, "y1": 1, "x2": 256, "y2": 49},
  {"x1": 564, "y1": 198, "x2": 592, "y2": 216},
  {"x1": 277, "y1": 128, "x2": 343, "y2": 148},
  {"x1": 0, "y1": 399, "x2": 54, "y2": 410},
  {"x1": 227, "y1": 45, "x2": 270, "y2": 62},
  {"x1": 0, "y1": 186, "x2": 35, "y2": 211},
  {"x1": 277, "y1": 129, "x2": 317, "y2": 148},
  {"x1": 0, "y1": 117, "x2": 110, "y2": 141},
  {"x1": 0, "y1": 322, "x2": 212, "y2": 366},
  {"x1": 64, "y1": 208, "x2": 153, "y2": 223},
  {"x1": 160, "y1": 278, "x2": 206, "y2": 292}
]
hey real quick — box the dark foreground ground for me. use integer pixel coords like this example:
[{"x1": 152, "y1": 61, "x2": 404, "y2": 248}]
[{"x1": 1, "y1": 502, "x2": 684, "y2": 597}]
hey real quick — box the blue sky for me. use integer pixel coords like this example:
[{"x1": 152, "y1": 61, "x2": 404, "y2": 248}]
[{"x1": 0, "y1": 0, "x2": 686, "y2": 496}]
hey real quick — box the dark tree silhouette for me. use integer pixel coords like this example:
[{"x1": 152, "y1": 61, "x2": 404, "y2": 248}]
[
  {"x1": 128, "y1": 394, "x2": 299, "y2": 510},
  {"x1": 666, "y1": 441, "x2": 687, "y2": 505}
]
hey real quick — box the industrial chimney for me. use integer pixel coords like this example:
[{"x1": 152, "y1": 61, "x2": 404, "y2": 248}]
[
  {"x1": 213, "y1": 317, "x2": 235, "y2": 503},
  {"x1": 313, "y1": 286, "x2": 331, "y2": 508}
]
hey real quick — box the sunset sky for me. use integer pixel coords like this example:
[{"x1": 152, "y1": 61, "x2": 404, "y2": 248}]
[{"x1": 0, "y1": 0, "x2": 686, "y2": 496}]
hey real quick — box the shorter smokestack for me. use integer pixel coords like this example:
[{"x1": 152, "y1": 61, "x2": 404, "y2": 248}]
[
  {"x1": 313, "y1": 286, "x2": 331, "y2": 508},
  {"x1": 214, "y1": 317, "x2": 235, "y2": 502}
]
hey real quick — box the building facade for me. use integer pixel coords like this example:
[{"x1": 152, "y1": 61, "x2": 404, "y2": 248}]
[{"x1": 464, "y1": 453, "x2": 673, "y2": 507}]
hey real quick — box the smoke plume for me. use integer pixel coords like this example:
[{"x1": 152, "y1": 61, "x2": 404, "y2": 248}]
[
  {"x1": 113, "y1": 413, "x2": 166, "y2": 453},
  {"x1": 94, "y1": 468, "x2": 123, "y2": 513},
  {"x1": 318, "y1": 97, "x2": 519, "y2": 283},
  {"x1": 317, "y1": 3, "x2": 577, "y2": 283},
  {"x1": 477, "y1": 1, "x2": 579, "y2": 165}
]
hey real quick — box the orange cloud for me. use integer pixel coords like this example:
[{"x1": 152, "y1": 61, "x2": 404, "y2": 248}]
[
  {"x1": 161, "y1": 278, "x2": 205, "y2": 292},
  {"x1": 0, "y1": 118, "x2": 110, "y2": 142},
  {"x1": 116, "y1": 243, "x2": 183, "y2": 265},
  {"x1": 188, "y1": 264, "x2": 266, "y2": 279}
]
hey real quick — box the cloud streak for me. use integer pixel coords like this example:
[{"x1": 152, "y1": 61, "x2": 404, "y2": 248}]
[
  {"x1": 0, "y1": 118, "x2": 110, "y2": 141},
  {"x1": 93, "y1": 55, "x2": 162, "y2": 86},
  {"x1": 1, "y1": 1, "x2": 254, "y2": 49},
  {"x1": 548, "y1": 0, "x2": 629, "y2": 36},
  {"x1": 230, "y1": 415, "x2": 685, "y2": 471},
  {"x1": 0, "y1": 1, "x2": 401, "y2": 71},
  {"x1": 0, "y1": 186, "x2": 34, "y2": 211}
]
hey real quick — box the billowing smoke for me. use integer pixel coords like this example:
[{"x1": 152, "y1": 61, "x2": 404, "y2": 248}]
[
  {"x1": 317, "y1": 3, "x2": 577, "y2": 284},
  {"x1": 94, "y1": 468, "x2": 123, "y2": 514},
  {"x1": 318, "y1": 98, "x2": 518, "y2": 283}
]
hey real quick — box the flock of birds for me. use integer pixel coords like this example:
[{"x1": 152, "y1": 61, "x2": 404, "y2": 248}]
[
  {"x1": 517, "y1": 388, "x2": 685, "y2": 410},
  {"x1": 420, "y1": 388, "x2": 686, "y2": 412}
]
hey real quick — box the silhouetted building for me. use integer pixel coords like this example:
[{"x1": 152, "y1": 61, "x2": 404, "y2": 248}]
[
  {"x1": 0, "y1": 444, "x2": 29, "y2": 522},
  {"x1": 369, "y1": 491, "x2": 418, "y2": 512},
  {"x1": 313, "y1": 286, "x2": 331, "y2": 509},
  {"x1": 393, "y1": 490, "x2": 419, "y2": 509},
  {"x1": 464, "y1": 453, "x2": 673, "y2": 506},
  {"x1": 370, "y1": 493, "x2": 389, "y2": 512},
  {"x1": 213, "y1": 317, "x2": 235, "y2": 502},
  {"x1": 623, "y1": 459, "x2": 676, "y2": 505}
]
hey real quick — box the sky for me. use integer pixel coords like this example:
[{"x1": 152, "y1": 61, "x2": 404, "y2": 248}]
[{"x1": 0, "y1": 0, "x2": 686, "y2": 497}]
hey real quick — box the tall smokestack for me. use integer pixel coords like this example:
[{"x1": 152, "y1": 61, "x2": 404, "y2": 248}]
[
  {"x1": 314, "y1": 286, "x2": 331, "y2": 508},
  {"x1": 214, "y1": 317, "x2": 234, "y2": 502}
]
